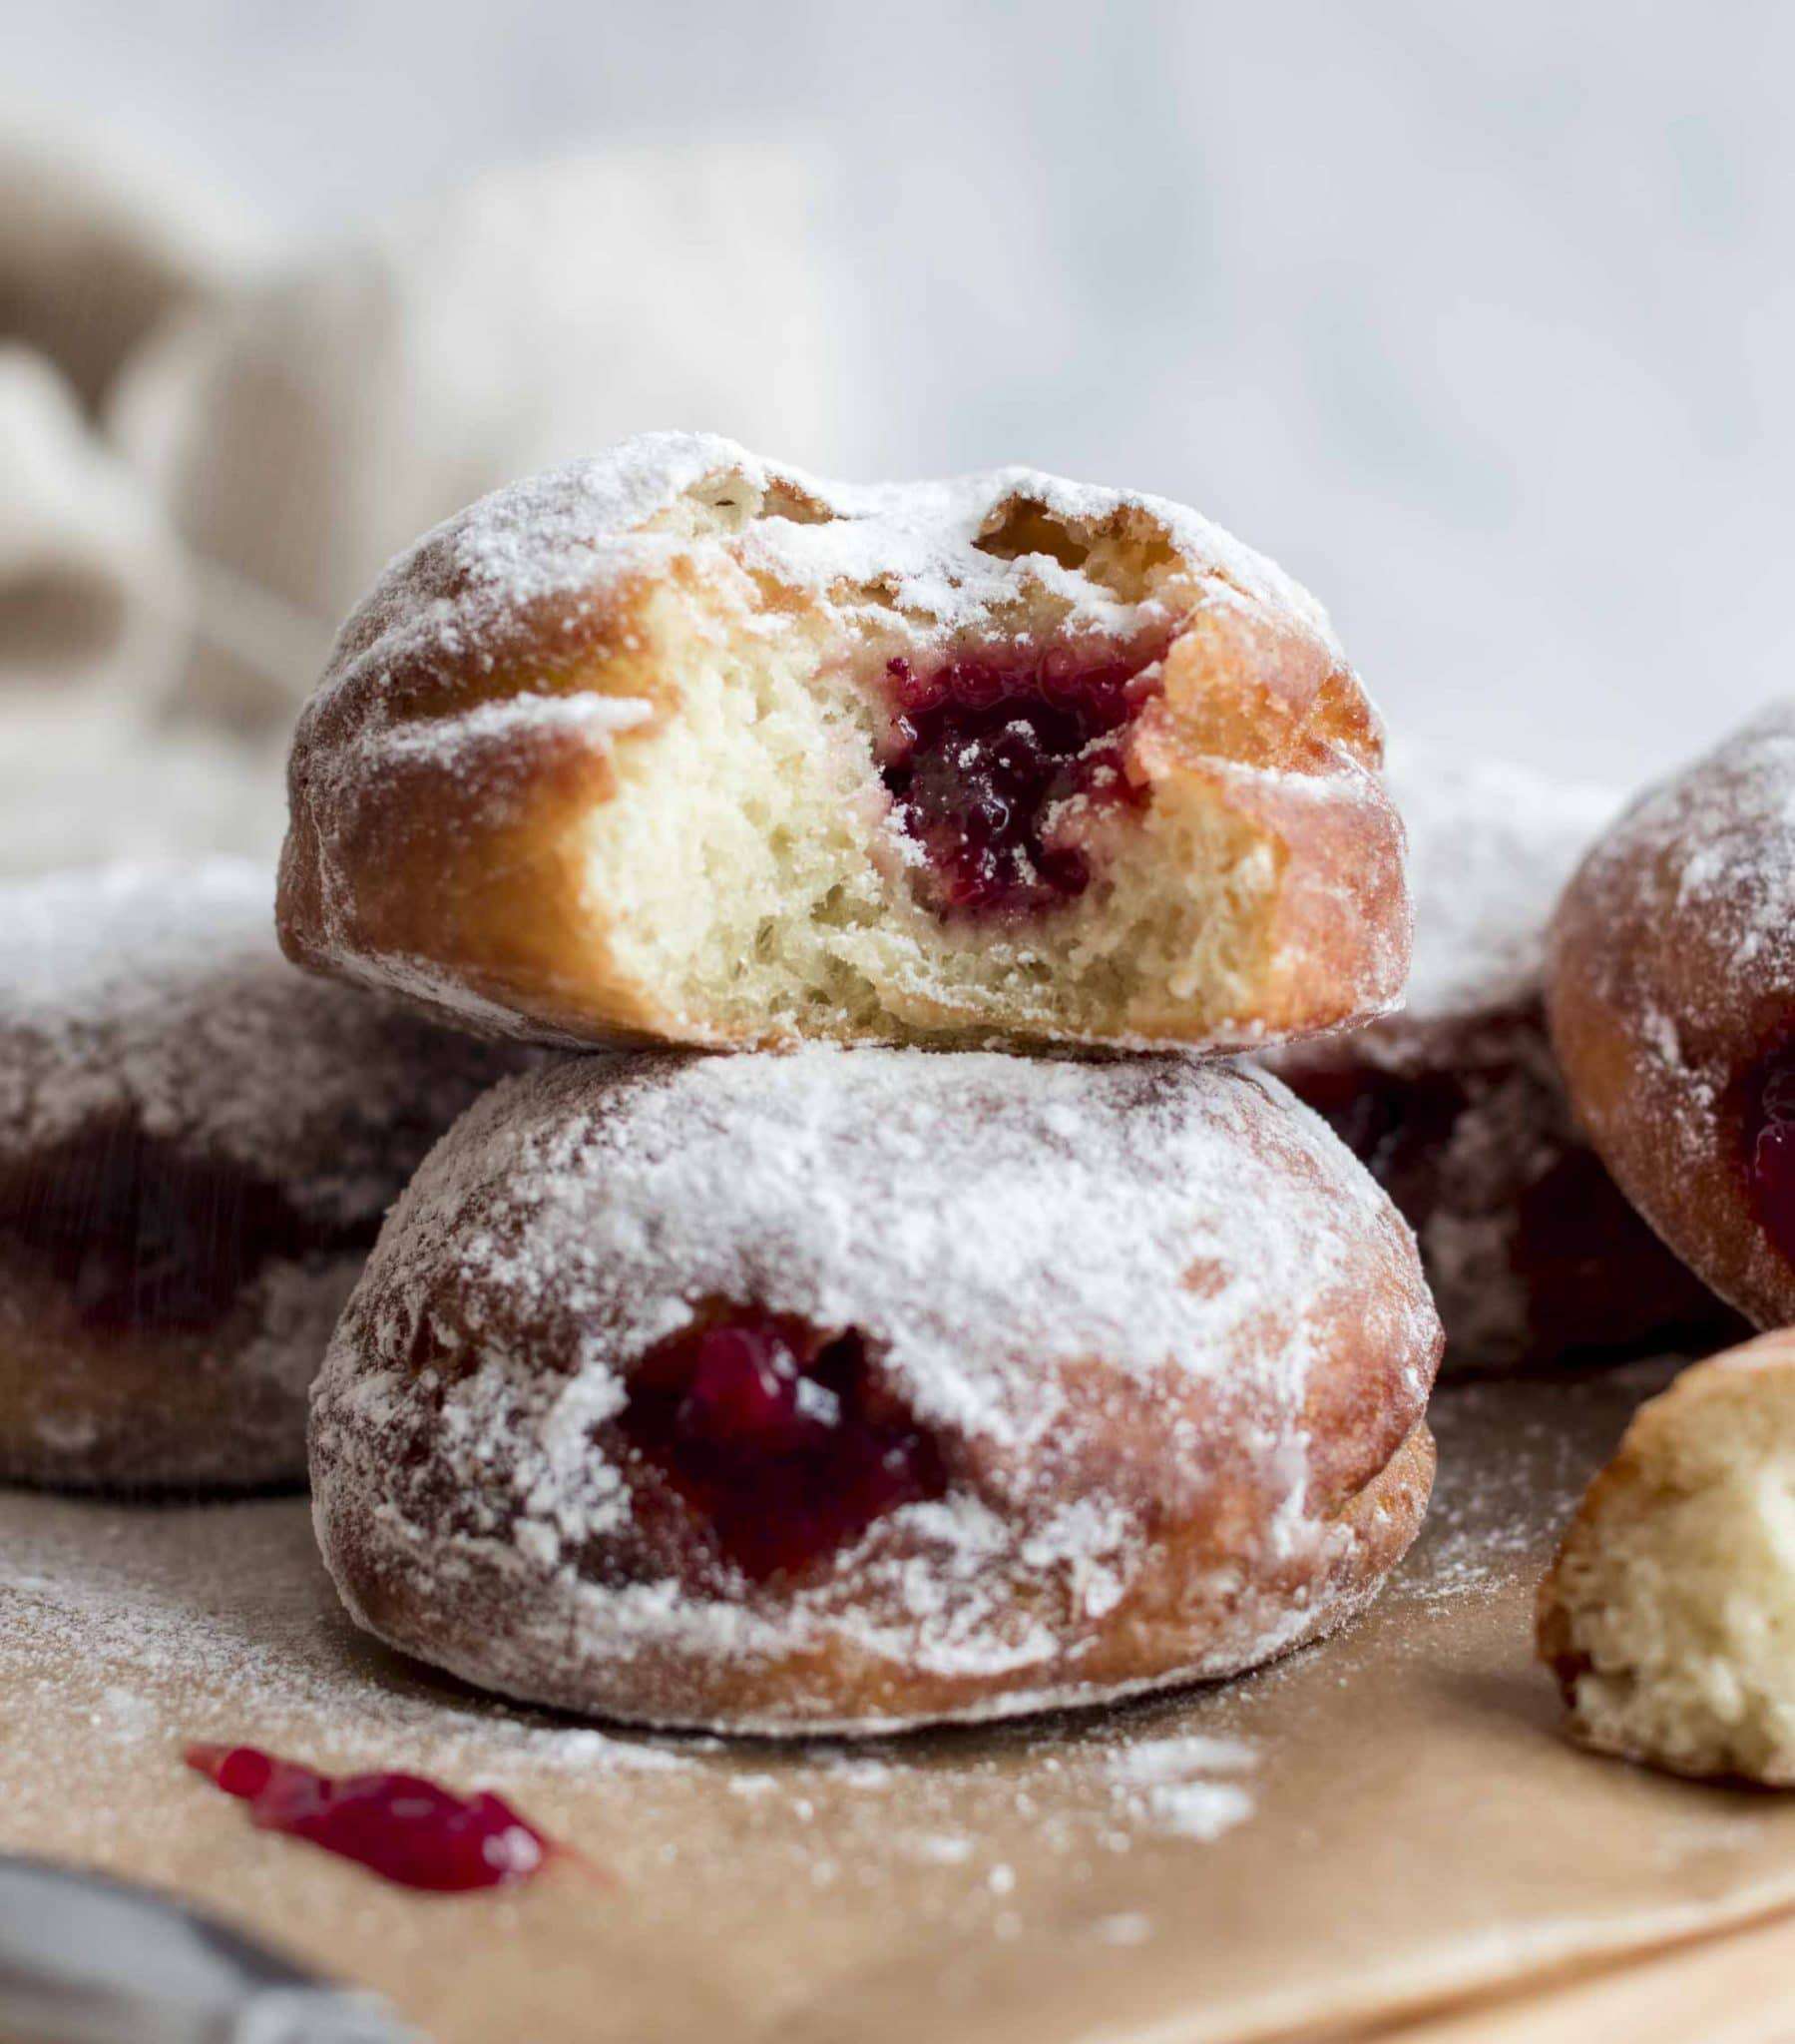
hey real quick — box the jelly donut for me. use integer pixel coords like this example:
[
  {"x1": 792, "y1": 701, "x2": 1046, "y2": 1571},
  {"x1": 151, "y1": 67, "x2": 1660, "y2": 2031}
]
[
  {"x1": 0, "y1": 861, "x2": 527, "y2": 1489},
  {"x1": 278, "y1": 432, "x2": 1408, "y2": 1055},
  {"x1": 1269, "y1": 753, "x2": 1729, "y2": 1369},
  {"x1": 1550, "y1": 708, "x2": 1795, "y2": 1329},
  {"x1": 311, "y1": 1048, "x2": 1442, "y2": 1734}
]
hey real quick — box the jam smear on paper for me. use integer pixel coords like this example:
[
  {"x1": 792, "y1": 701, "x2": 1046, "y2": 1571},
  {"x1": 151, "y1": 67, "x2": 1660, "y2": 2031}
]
[{"x1": 185, "y1": 1744, "x2": 554, "y2": 1893}]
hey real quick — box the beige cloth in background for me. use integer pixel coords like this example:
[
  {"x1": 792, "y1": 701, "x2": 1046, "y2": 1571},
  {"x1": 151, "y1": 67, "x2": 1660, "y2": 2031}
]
[
  {"x1": 115, "y1": 148, "x2": 846, "y2": 730},
  {"x1": 0, "y1": 114, "x2": 260, "y2": 414},
  {"x1": 1, "y1": 344, "x2": 187, "y2": 733},
  {"x1": 1, "y1": 120, "x2": 847, "y2": 871}
]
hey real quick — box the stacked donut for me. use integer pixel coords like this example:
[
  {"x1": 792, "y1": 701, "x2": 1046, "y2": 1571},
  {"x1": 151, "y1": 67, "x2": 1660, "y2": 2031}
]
[
  {"x1": 10, "y1": 433, "x2": 1449, "y2": 1734},
  {"x1": 14, "y1": 438, "x2": 1793, "y2": 1761}
]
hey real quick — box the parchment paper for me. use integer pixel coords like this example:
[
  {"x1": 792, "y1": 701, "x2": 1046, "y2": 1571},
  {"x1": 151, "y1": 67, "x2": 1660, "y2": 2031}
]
[{"x1": 7, "y1": 1361, "x2": 1795, "y2": 2044}]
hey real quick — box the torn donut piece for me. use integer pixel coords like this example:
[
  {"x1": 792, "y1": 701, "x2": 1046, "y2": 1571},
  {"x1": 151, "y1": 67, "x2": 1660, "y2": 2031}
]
[
  {"x1": 309, "y1": 1048, "x2": 1442, "y2": 1735},
  {"x1": 278, "y1": 432, "x2": 1408, "y2": 1052},
  {"x1": 1539, "y1": 1330, "x2": 1795, "y2": 1784}
]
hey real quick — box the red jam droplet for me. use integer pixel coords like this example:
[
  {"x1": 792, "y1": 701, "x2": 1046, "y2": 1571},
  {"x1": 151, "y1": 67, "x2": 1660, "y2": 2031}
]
[
  {"x1": 0, "y1": 1123, "x2": 377, "y2": 1336},
  {"x1": 185, "y1": 1745, "x2": 553, "y2": 1893},
  {"x1": 619, "y1": 1311, "x2": 947, "y2": 1580},
  {"x1": 880, "y1": 643, "x2": 1162, "y2": 917},
  {"x1": 1750, "y1": 1055, "x2": 1795, "y2": 1263}
]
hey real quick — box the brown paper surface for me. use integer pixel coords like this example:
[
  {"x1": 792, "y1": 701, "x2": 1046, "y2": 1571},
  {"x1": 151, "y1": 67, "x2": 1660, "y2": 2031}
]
[{"x1": 6, "y1": 1360, "x2": 1795, "y2": 2044}]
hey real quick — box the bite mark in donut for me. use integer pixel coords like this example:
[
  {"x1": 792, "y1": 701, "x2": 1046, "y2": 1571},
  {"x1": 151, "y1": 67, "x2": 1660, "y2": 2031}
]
[
  {"x1": 620, "y1": 1309, "x2": 947, "y2": 1580},
  {"x1": 277, "y1": 432, "x2": 1409, "y2": 1053},
  {"x1": 879, "y1": 642, "x2": 1163, "y2": 919}
]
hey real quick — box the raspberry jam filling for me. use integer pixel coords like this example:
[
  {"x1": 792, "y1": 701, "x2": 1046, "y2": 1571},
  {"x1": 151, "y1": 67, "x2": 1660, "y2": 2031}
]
[
  {"x1": 879, "y1": 642, "x2": 1163, "y2": 917},
  {"x1": 186, "y1": 1744, "x2": 554, "y2": 1892},
  {"x1": 619, "y1": 1310, "x2": 947, "y2": 1580},
  {"x1": 0, "y1": 1122, "x2": 373, "y2": 1336},
  {"x1": 1748, "y1": 1052, "x2": 1795, "y2": 1263}
]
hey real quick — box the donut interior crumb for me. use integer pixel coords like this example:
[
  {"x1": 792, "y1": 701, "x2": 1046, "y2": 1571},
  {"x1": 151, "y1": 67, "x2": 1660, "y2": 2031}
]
[
  {"x1": 1540, "y1": 1339, "x2": 1795, "y2": 1784},
  {"x1": 583, "y1": 478, "x2": 1279, "y2": 1043}
]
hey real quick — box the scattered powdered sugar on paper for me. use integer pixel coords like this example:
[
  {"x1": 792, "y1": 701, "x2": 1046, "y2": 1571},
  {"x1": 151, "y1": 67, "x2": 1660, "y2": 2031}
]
[
  {"x1": 1108, "y1": 1733, "x2": 1258, "y2": 1781},
  {"x1": 1104, "y1": 1734, "x2": 1258, "y2": 1840},
  {"x1": 1412, "y1": 1360, "x2": 1681, "y2": 1608},
  {"x1": 1, "y1": 1496, "x2": 689, "y2": 1785},
  {"x1": 1094, "y1": 1911, "x2": 1155, "y2": 1945},
  {"x1": 0, "y1": 1483, "x2": 1287, "y2": 1950}
]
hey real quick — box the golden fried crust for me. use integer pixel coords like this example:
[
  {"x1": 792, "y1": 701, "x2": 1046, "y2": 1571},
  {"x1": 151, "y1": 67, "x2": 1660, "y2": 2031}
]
[
  {"x1": 1124, "y1": 602, "x2": 1408, "y2": 1045},
  {"x1": 323, "y1": 1421, "x2": 1434, "y2": 1736},
  {"x1": 1547, "y1": 711, "x2": 1795, "y2": 1327},
  {"x1": 278, "y1": 569, "x2": 674, "y2": 1044},
  {"x1": 278, "y1": 437, "x2": 1408, "y2": 1051}
]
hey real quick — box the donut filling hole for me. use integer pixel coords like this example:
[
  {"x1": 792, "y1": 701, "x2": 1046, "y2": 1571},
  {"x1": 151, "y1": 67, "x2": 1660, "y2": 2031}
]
[
  {"x1": 619, "y1": 1310, "x2": 947, "y2": 1580},
  {"x1": 0, "y1": 1121, "x2": 369, "y2": 1336},
  {"x1": 582, "y1": 490, "x2": 1285, "y2": 1042},
  {"x1": 878, "y1": 646, "x2": 1160, "y2": 918},
  {"x1": 1747, "y1": 1051, "x2": 1795, "y2": 1265}
]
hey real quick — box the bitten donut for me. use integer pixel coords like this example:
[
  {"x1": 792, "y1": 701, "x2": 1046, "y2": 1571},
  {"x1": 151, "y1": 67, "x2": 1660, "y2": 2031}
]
[
  {"x1": 1539, "y1": 1330, "x2": 1795, "y2": 1784},
  {"x1": 1268, "y1": 753, "x2": 1729, "y2": 1369},
  {"x1": 311, "y1": 1048, "x2": 1442, "y2": 1735},
  {"x1": 278, "y1": 432, "x2": 1408, "y2": 1054},
  {"x1": 1550, "y1": 707, "x2": 1795, "y2": 1329},
  {"x1": 0, "y1": 861, "x2": 527, "y2": 1489}
]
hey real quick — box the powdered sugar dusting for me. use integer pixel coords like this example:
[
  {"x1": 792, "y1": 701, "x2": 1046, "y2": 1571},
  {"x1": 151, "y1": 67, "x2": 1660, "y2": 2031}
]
[
  {"x1": 1571, "y1": 705, "x2": 1795, "y2": 1034},
  {"x1": 322, "y1": 430, "x2": 1343, "y2": 715},
  {"x1": 313, "y1": 1048, "x2": 1438, "y2": 1730},
  {"x1": 0, "y1": 860, "x2": 527, "y2": 1226},
  {"x1": 367, "y1": 690, "x2": 656, "y2": 764},
  {"x1": 1387, "y1": 748, "x2": 1617, "y2": 1026}
]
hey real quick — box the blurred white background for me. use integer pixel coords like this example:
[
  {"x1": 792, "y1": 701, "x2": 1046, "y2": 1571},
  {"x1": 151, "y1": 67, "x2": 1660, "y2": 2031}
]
[{"x1": 9, "y1": 0, "x2": 1792, "y2": 789}]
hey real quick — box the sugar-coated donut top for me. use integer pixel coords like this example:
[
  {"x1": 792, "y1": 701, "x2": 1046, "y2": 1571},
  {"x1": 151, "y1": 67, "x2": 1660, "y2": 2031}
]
[
  {"x1": 1391, "y1": 748, "x2": 1616, "y2": 1025},
  {"x1": 0, "y1": 860, "x2": 521, "y2": 1225},
  {"x1": 317, "y1": 429, "x2": 1345, "y2": 712},
  {"x1": 327, "y1": 1047, "x2": 1437, "y2": 1539},
  {"x1": 1570, "y1": 705, "x2": 1795, "y2": 1034}
]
